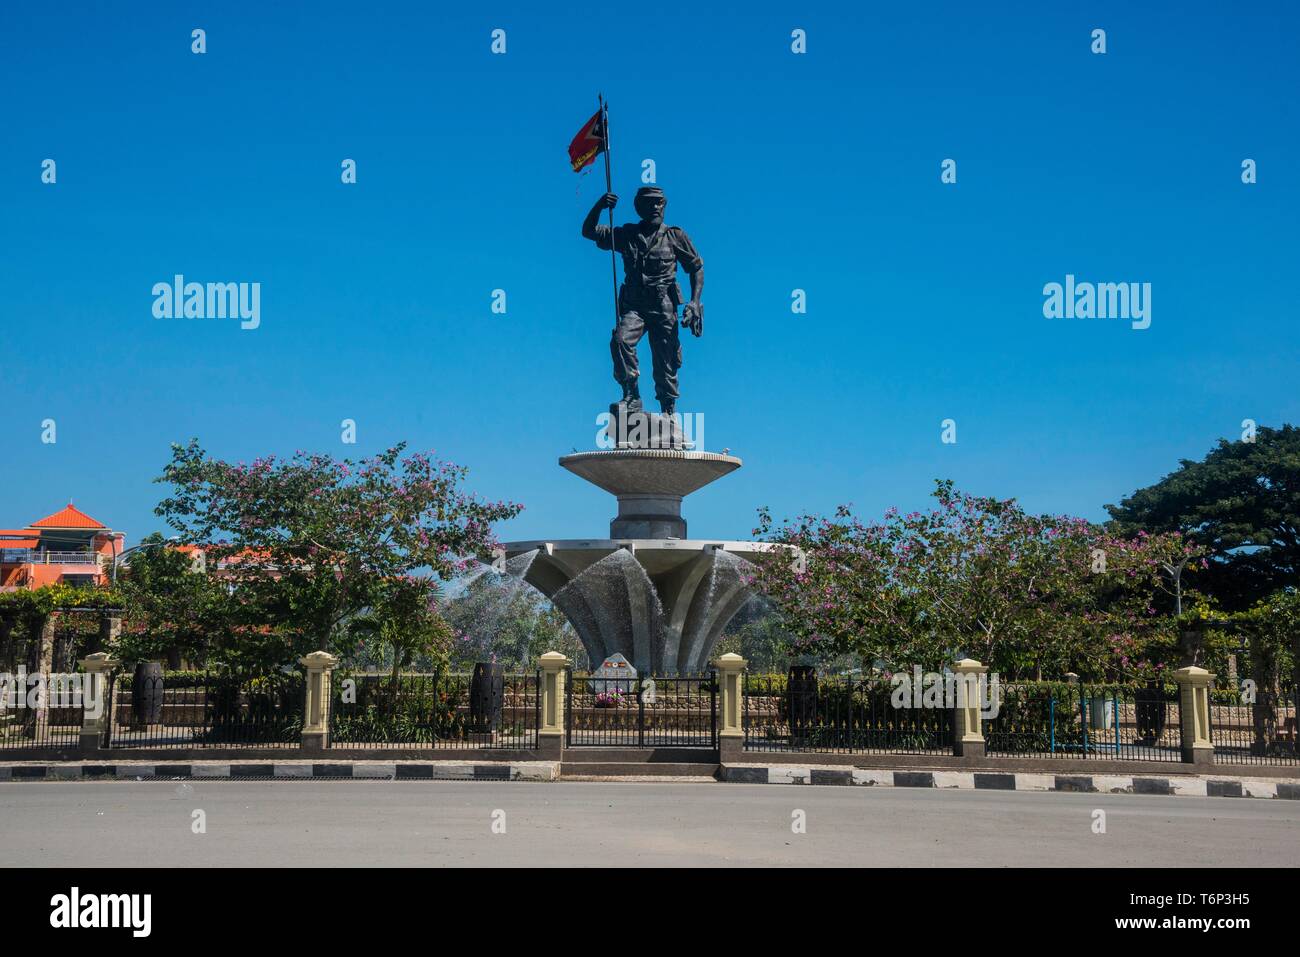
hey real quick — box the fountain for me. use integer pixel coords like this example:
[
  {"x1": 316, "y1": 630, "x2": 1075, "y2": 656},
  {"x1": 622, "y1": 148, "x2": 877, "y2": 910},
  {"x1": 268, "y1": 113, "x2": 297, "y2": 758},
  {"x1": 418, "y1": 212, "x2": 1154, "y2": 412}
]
[
  {"x1": 500, "y1": 429, "x2": 796, "y2": 675},
  {"x1": 495, "y1": 181, "x2": 799, "y2": 673}
]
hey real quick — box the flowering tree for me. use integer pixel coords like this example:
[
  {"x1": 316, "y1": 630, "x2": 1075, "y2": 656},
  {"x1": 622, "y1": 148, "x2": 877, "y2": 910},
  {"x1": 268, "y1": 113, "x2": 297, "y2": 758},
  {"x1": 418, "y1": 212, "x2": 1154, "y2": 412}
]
[
  {"x1": 751, "y1": 480, "x2": 1201, "y2": 679},
  {"x1": 751, "y1": 503, "x2": 920, "y2": 668},
  {"x1": 153, "y1": 440, "x2": 521, "y2": 669},
  {"x1": 1015, "y1": 520, "x2": 1201, "y2": 681}
]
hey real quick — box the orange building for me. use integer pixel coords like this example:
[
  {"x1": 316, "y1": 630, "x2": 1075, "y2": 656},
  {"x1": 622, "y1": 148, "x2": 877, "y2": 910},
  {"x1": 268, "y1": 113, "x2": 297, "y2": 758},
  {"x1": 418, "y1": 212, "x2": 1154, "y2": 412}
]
[{"x1": 0, "y1": 505, "x2": 124, "y2": 592}]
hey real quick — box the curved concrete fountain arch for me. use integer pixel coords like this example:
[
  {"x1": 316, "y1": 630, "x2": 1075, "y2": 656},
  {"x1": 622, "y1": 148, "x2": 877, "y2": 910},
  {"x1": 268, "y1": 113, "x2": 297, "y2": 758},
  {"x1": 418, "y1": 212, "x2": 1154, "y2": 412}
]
[{"x1": 501, "y1": 445, "x2": 796, "y2": 675}]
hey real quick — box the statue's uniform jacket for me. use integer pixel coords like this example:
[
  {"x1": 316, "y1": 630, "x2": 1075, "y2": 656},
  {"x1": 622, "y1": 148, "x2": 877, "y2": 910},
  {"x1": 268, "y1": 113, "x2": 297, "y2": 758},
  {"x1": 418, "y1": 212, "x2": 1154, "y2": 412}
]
[{"x1": 593, "y1": 222, "x2": 703, "y2": 403}]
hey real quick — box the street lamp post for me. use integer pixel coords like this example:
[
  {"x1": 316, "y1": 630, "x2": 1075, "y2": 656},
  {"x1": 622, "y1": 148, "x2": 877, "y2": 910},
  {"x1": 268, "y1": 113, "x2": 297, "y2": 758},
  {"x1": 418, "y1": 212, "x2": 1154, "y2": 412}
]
[
  {"x1": 110, "y1": 537, "x2": 181, "y2": 585},
  {"x1": 1161, "y1": 557, "x2": 1192, "y2": 616}
]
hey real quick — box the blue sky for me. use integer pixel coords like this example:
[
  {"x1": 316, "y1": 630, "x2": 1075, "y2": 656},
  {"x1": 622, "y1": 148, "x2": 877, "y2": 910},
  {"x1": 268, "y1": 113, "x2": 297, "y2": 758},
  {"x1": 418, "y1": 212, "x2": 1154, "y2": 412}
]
[{"x1": 2, "y1": 1, "x2": 1296, "y2": 547}]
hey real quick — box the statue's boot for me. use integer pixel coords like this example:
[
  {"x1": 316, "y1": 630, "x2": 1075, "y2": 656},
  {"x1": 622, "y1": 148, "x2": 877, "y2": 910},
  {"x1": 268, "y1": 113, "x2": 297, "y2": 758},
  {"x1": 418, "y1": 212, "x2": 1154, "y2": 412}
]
[{"x1": 621, "y1": 378, "x2": 643, "y2": 413}]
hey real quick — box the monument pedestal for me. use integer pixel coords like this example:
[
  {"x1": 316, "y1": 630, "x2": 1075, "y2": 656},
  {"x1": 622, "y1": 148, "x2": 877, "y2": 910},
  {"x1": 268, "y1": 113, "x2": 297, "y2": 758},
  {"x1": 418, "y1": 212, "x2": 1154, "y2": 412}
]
[{"x1": 561, "y1": 448, "x2": 740, "y2": 539}]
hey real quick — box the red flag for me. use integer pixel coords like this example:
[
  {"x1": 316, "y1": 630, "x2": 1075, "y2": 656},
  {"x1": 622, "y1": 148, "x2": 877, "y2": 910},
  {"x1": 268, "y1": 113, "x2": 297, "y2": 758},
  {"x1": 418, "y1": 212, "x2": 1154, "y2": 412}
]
[{"x1": 568, "y1": 108, "x2": 606, "y2": 173}]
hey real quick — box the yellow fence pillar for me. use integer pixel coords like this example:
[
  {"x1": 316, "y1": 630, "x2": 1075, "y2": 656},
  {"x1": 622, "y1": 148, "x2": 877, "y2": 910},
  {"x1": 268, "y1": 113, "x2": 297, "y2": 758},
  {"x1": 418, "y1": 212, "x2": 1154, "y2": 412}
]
[
  {"x1": 299, "y1": 651, "x2": 339, "y2": 754},
  {"x1": 713, "y1": 652, "x2": 747, "y2": 763},
  {"x1": 538, "y1": 652, "x2": 570, "y2": 760},
  {"x1": 79, "y1": 652, "x2": 118, "y2": 756},
  {"x1": 1173, "y1": 665, "x2": 1215, "y2": 766},
  {"x1": 952, "y1": 658, "x2": 988, "y2": 758}
]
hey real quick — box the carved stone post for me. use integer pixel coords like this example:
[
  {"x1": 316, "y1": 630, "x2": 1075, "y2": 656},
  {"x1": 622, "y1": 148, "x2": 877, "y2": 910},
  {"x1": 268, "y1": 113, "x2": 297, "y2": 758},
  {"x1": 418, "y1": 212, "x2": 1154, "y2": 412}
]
[
  {"x1": 79, "y1": 652, "x2": 118, "y2": 755},
  {"x1": 538, "y1": 652, "x2": 570, "y2": 761},
  {"x1": 713, "y1": 652, "x2": 747, "y2": 763},
  {"x1": 299, "y1": 651, "x2": 339, "y2": 754},
  {"x1": 952, "y1": 658, "x2": 988, "y2": 758},
  {"x1": 1173, "y1": 665, "x2": 1215, "y2": 765}
]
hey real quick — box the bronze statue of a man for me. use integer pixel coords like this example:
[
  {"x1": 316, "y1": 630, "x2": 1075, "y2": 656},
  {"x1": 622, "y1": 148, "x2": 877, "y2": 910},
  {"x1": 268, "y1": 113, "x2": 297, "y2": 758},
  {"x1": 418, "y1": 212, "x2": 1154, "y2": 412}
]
[{"x1": 582, "y1": 186, "x2": 703, "y2": 415}]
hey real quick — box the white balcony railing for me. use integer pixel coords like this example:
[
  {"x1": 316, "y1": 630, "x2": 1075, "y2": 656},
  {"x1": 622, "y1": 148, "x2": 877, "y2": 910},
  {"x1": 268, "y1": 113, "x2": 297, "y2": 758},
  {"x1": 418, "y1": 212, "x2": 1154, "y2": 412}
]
[{"x1": 0, "y1": 549, "x2": 101, "y2": 565}]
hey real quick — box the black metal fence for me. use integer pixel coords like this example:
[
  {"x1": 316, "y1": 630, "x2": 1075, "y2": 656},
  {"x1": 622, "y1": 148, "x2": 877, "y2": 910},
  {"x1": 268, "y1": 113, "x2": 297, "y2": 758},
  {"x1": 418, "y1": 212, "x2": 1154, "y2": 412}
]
[
  {"x1": 0, "y1": 673, "x2": 84, "y2": 751},
  {"x1": 743, "y1": 673, "x2": 954, "y2": 754},
  {"x1": 984, "y1": 683, "x2": 1182, "y2": 762},
  {"x1": 104, "y1": 670, "x2": 304, "y2": 749},
  {"x1": 565, "y1": 672, "x2": 717, "y2": 748},
  {"x1": 327, "y1": 671, "x2": 539, "y2": 750},
  {"x1": 8, "y1": 662, "x2": 1295, "y2": 769},
  {"x1": 1210, "y1": 687, "x2": 1298, "y2": 766}
]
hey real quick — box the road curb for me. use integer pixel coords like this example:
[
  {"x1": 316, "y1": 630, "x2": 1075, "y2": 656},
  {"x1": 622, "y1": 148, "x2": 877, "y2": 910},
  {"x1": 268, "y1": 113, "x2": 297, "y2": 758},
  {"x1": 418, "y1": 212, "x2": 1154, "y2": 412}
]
[
  {"x1": 718, "y1": 763, "x2": 1300, "y2": 798},
  {"x1": 7, "y1": 760, "x2": 1297, "y2": 797},
  {"x1": 0, "y1": 761, "x2": 560, "y2": 782}
]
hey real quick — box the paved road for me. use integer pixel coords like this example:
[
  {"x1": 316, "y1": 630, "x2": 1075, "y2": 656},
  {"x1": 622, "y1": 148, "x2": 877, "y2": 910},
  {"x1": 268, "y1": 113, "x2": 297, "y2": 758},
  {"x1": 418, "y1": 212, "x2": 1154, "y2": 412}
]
[{"x1": 2, "y1": 781, "x2": 1297, "y2": 867}]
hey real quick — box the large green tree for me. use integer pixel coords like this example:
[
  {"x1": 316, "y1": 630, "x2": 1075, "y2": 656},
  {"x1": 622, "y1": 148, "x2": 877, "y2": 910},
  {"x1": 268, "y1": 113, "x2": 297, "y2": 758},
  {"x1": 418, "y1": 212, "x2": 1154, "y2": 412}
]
[
  {"x1": 341, "y1": 576, "x2": 456, "y2": 678},
  {"x1": 1106, "y1": 424, "x2": 1300, "y2": 609},
  {"x1": 113, "y1": 532, "x2": 240, "y2": 667}
]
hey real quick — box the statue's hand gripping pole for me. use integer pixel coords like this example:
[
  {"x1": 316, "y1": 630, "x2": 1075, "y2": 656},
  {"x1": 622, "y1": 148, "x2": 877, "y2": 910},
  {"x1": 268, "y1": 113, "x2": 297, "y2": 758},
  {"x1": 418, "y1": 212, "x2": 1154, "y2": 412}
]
[{"x1": 682, "y1": 302, "x2": 703, "y2": 337}]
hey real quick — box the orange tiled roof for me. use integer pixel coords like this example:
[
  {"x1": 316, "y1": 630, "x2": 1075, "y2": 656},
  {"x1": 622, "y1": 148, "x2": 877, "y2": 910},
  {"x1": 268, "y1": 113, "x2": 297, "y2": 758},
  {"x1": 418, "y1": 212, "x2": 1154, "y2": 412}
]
[
  {"x1": 28, "y1": 504, "x2": 107, "y2": 529},
  {"x1": 178, "y1": 544, "x2": 274, "y2": 566},
  {"x1": 0, "y1": 531, "x2": 39, "y2": 549}
]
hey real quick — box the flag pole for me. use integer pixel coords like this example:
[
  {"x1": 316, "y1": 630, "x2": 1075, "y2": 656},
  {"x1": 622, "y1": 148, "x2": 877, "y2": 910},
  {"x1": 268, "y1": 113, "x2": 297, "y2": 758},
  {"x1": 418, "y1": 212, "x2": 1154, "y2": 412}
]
[{"x1": 599, "y1": 94, "x2": 619, "y2": 326}]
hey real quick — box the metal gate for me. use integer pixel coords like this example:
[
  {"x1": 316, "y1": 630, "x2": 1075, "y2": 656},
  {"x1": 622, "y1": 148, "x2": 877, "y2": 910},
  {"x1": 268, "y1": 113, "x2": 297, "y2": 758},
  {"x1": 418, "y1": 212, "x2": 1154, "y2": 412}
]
[{"x1": 565, "y1": 670, "x2": 717, "y2": 748}]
